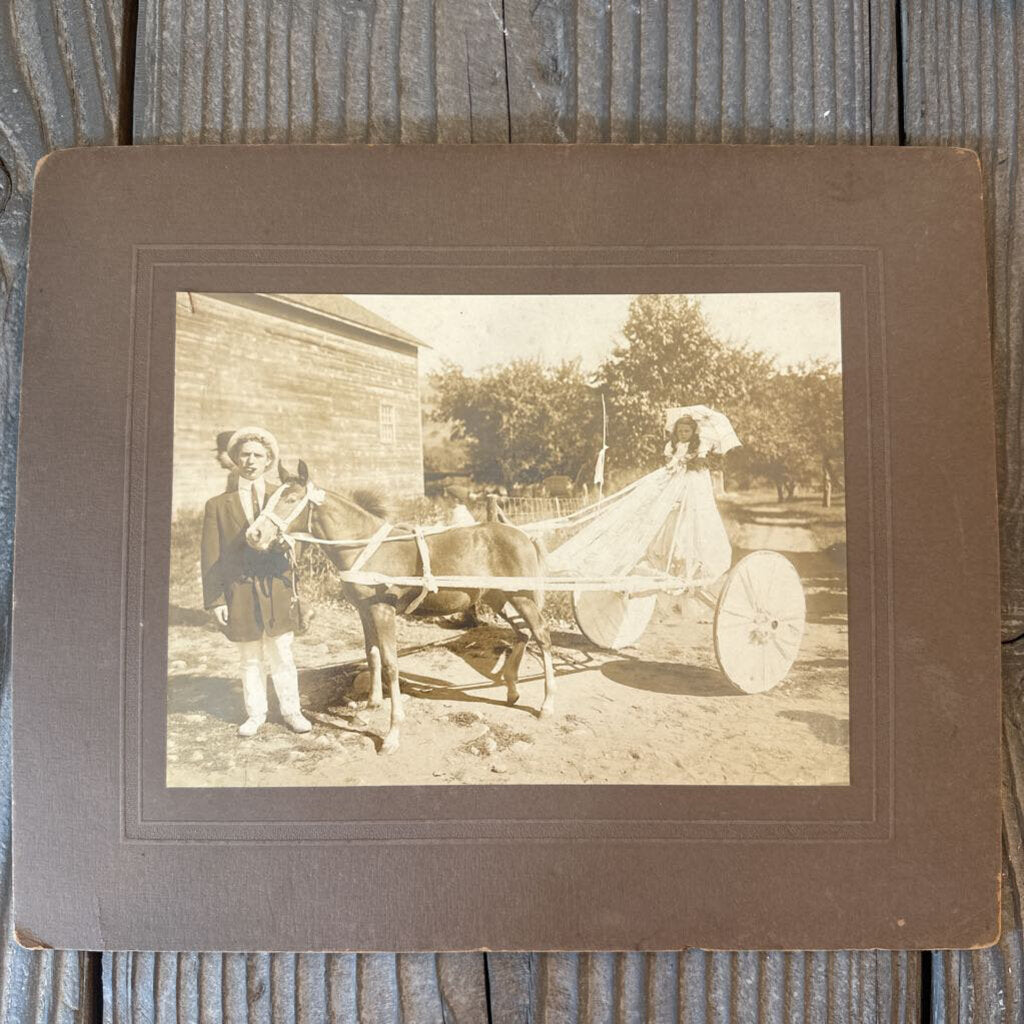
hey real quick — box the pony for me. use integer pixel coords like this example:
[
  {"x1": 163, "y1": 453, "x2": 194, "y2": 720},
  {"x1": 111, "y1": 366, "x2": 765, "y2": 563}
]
[{"x1": 244, "y1": 461, "x2": 556, "y2": 754}]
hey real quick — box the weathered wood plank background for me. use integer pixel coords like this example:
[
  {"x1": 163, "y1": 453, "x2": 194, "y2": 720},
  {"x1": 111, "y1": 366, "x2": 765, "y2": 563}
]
[
  {"x1": 902, "y1": 5, "x2": 1024, "y2": 1022},
  {"x1": 0, "y1": 0, "x2": 1016, "y2": 1019},
  {"x1": 0, "y1": 1, "x2": 124, "y2": 1021}
]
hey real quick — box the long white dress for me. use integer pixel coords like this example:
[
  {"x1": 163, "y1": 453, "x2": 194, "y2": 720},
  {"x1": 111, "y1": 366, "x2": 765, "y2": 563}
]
[{"x1": 545, "y1": 440, "x2": 733, "y2": 584}]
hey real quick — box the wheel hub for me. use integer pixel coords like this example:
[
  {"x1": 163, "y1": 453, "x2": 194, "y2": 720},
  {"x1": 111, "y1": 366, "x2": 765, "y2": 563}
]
[{"x1": 749, "y1": 610, "x2": 777, "y2": 645}]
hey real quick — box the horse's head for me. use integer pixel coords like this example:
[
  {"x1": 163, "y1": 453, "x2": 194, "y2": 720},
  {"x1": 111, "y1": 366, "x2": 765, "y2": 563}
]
[{"x1": 245, "y1": 460, "x2": 324, "y2": 551}]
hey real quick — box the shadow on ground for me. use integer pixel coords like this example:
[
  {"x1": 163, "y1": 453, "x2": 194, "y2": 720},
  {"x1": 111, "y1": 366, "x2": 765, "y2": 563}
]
[
  {"x1": 168, "y1": 663, "x2": 354, "y2": 724},
  {"x1": 600, "y1": 659, "x2": 740, "y2": 697},
  {"x1": 777, "y1": 708, "x2": 849, "y2": 747}
]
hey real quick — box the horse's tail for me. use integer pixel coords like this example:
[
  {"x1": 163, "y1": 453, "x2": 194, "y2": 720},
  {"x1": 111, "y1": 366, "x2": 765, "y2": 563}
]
[{"x1": 530, "y1": 534, "x2": 548, "y2": 611}]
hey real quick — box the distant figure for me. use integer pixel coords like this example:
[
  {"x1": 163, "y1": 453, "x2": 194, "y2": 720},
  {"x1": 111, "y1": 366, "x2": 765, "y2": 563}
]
[
  {"x1": 444, "y1": 484, "x2": 472, "y2": 503},
  {"x1": 449, "y1": 504, "x2": 476, "y2": 526},
  {"x1": 201, "y1": 426, "x2": 312, "y2": 738},
  {"x1": 542, "y1": 475, "x2": 573, "y2": 499},
  {"x1": 215, "y1": 429, "x2": 239, "y2": 491}
]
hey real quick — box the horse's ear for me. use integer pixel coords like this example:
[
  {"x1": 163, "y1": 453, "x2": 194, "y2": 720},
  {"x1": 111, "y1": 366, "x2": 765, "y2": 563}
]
[
  {"x1": 297, "y1": 460, "x2": 309, "y2": 483},
  {"x1": 277, "y1": 462, "x2": 292, "y2": 483}
]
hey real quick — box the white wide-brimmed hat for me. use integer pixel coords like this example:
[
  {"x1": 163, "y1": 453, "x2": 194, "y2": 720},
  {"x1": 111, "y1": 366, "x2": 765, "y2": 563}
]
[
  {"x1": 226, "y1": 426, "x2": 279, "y2": 465},
  {"x1": 664, "y1": 405, "x2": 742, "y2": 454}
]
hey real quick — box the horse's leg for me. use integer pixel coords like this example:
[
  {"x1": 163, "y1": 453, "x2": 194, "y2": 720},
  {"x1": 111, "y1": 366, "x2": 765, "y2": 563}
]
[
  {"x1": 508, "y1": 594, "x2": 556, "y2": 719},
  {"x1": 368, "y1": 600, "x2": 403, "y2": 754},
  {"x1": 357, "y1": 603, "x2": 383, "y2": 707},
  {"x1": 487, "y1": 594, "x2": 526, "y2": 707}
]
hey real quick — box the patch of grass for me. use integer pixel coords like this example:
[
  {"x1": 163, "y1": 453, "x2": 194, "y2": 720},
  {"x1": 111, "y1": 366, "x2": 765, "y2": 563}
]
[
  {"x1": 488, "y1": 722, "x2": 534, "y2": 750},
  {"x1": 461, "y1": 721, "x2": 533, "y2": 757},
  {"x1": 169, "y1": 512, "x2": 204, "y2": 608},
  {"x1": 293, "y1": 544, "x2": 346, "y2": 605},
  {"x1": 799, "y1": 497, "x2": 847, "y2": 552},
  {"x1": 446, "y1": 711, "x2": 481, "y2": 728},
  {"x1": 541, "y1": 591, "x2": 575, "y2": 628}
]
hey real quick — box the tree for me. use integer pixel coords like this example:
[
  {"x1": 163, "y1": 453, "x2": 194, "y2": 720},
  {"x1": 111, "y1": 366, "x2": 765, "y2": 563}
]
[
  {"x1": 595, "y1": 294, "x2": 776, "y2": 472},
  {"x1": 429, "y1": 358, "x2": 600, "y2": 486},
  {"x1": 730, "y1": 359, "x2": 844, "y2": 501},
  {"x1": 429, "y1": 296, "x2": 845, "y2": 504}
]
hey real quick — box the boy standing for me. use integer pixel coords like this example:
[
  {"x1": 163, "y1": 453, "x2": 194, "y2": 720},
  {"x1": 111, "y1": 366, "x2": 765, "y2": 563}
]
[{"x1": 200, "y1": 426, "x2": 312, "y2": 737}]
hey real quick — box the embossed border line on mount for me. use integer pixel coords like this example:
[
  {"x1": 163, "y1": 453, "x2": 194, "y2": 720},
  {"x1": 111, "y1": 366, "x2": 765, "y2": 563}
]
[{"x1": 122, "y1": 244, "x2": 891, "y2": 845}]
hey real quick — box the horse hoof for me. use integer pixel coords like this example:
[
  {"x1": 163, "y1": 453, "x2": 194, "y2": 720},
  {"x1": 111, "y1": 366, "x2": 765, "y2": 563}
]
[
  {"x1": 538, "y1": 703, "x2": 555, "y2": 719},
  {"x1": 368, "y1": 697, "x2": 383, "y2": 709},
  {"x1": 380, "y1": 735, "x2": 400, "y2": 755},
  {"x1": 506, "y1": 692, "x2": 520, "y2": 707}
]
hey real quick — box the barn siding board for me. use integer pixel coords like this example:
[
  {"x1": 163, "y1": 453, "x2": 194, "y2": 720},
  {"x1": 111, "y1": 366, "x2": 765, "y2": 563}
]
[
  {"x1": 0, "y1": 0, "x2": 123, "y2": 1020},
  {"x1": 901, "y1": 1, "x2": 1024, "y2": 1019},
  {"x1": 172, "y1": 293, "x2": 425, "y2": 509}
]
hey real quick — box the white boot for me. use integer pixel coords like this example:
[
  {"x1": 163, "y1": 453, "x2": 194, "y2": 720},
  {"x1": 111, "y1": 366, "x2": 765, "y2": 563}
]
[
  {"x1": 238, "y1": 715, "x2": 265, "y2": 737},
  {"x1": 237, "y1": 640, "x2": 269, "y2": 735},
  {"x1": 266, "y1": 633, "x2": 309, "y2": 734},
  {"x1": 283, "y1": 713, "x2": 312, "y2": 734}
]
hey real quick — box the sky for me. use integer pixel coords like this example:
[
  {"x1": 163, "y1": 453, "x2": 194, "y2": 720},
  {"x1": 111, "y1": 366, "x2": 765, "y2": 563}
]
[{"x1": 349, "y1": 293, "x2": 843, "y2": 374}]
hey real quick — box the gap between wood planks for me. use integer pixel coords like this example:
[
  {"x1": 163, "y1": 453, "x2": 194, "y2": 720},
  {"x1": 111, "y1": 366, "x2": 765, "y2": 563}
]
[
  {"x1": 89, "y1": 9, "x2": 137, "y2": 1021},
  {"x1": 118, "y1": 0, "x2": 140, "y2": 145}
]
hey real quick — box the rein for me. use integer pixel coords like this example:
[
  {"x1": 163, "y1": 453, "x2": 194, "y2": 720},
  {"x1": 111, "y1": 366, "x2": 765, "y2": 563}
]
[
  {"x1": 249, "y1": 477, "x2": 692, "y2": 597},
  {"x1": 257, "y1": 481, "x2": 438, "y2": 606},
  {"x1": 262, "y1": 471, "x2": 652, "y2": 552}
]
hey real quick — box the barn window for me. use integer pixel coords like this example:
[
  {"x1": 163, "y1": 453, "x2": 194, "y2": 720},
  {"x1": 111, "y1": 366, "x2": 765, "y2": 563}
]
[{"x1": 379, "y1": 402, "x2": 396, "y2": 443}]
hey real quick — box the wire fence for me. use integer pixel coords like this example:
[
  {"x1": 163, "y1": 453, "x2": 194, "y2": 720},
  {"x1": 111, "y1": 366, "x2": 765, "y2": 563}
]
[{"x1": 494, "y1": 495, "x2": 591, "y2": 525}]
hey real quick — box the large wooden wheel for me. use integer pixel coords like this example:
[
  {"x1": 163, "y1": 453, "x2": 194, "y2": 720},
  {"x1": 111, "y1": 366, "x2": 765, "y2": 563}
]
[
  {"x1": 572, "y1": 589, "x2": 657, "y2": 650},
  {"x1": 713, "y1": 551, "x2": 806, "y2": 693}
]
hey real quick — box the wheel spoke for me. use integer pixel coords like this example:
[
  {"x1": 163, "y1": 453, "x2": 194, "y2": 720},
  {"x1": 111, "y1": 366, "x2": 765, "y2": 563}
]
[
  {"x1": 763, "y1": 645, "x2": 785, "y2": 685},
  {"x1": 772, "y1": 635, "x2": 797, "y2": 662},
  {"x1": 738, "y1": 567, "x2": 761, "y2": 611},
  {"x1": 718, "y1": 606, "x2": 758, "y2": 622},
  {"x1": 715, "y1": 553, "x2": 806, "y2": 692},
  {"x1": 761, "y1": 566, "x2": 778, "y2": 613}
]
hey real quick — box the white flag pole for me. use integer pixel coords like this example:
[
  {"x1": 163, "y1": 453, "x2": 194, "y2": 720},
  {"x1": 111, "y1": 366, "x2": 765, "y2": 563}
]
[{"x1": 593, "y1": 391, "x2": 608, "y2": 500}]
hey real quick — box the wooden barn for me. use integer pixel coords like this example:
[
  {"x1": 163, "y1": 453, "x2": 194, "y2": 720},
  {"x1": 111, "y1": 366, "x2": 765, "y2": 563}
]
[{"x1": 172, "y1": 292, "x2": 428, "y2": 513}]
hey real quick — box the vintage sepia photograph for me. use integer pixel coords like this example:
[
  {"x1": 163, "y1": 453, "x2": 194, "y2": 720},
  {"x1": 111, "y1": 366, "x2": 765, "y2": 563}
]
[{"x1": 166, "y1": 291, "x2": 848, "y2": 788}]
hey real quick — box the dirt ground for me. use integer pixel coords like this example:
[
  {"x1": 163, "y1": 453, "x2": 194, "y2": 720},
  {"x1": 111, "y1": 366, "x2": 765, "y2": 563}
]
[{"x1": 166, "y1": 493, "x2": 849, "y2": 787}]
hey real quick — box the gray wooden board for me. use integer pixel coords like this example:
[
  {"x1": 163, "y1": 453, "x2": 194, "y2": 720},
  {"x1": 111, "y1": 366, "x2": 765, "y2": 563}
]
[
  {"x1": 901, "y1": 5, "x2": 1024, "y2": 1020},
  {"x1": 0, "y1": 1, "x2": 124, "y2": 1021},
  {"x1": 901, "y1": 0, "x2": 1024, "y2": 637}
]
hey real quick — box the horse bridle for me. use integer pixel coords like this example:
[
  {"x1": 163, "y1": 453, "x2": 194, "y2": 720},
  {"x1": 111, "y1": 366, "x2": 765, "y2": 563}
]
[{"x1": 257, "y1": 480, "x2": 326, "y2": 552}]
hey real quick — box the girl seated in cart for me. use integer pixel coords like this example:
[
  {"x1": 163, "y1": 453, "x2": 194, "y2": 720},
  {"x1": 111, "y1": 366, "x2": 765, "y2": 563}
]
[
  {"x1": 650, "y1": 409, "x2": 734, "y2": 584},
  {"x1": 545, "y1": 405, "x2": 740, "y2": 586},
  {"x1": 547, "y1": 406, "x2": 805, "y2": 690}
]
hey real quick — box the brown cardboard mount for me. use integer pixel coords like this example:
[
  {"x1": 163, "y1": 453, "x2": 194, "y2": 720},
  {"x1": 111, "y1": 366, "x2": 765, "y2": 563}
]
[{"x1": 11, "y1": 144, "x2": 1000, "y2": 952}]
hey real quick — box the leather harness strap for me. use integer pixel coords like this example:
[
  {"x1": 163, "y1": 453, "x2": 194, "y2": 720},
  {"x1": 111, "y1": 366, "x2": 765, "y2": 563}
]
[
  {"x1": 404, "y1": 526, "x2": 439, "y2": 614},
  {"x1": 349, "y1": 521, "x2": 394, "y2": 573}
]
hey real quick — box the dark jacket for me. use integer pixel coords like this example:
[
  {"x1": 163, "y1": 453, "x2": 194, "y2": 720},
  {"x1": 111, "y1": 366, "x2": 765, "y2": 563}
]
[{"x1": 200, "y1": 488, "x2": 299, "y2": 642}]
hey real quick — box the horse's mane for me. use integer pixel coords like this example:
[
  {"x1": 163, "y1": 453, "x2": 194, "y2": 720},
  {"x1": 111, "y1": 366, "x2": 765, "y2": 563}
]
[{"x1": 348, "y1": 487, "x2": 390, "y2": 520}]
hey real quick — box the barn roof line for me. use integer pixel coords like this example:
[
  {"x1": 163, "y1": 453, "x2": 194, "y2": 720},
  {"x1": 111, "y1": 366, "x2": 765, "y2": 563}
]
[{"x1": 195, "y1": 292, "x2": 432, "y2": 352}]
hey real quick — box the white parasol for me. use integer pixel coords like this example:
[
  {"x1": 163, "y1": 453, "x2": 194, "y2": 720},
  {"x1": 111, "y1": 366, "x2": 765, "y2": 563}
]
[{"x1": 664, "y1": 405, "x2": 742, "y2": 454}]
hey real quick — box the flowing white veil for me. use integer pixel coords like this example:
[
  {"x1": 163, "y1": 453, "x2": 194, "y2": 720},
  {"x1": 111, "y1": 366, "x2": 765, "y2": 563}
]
[{"x1": 544, "y1": 406, "x2": 739, "y2": 583}]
